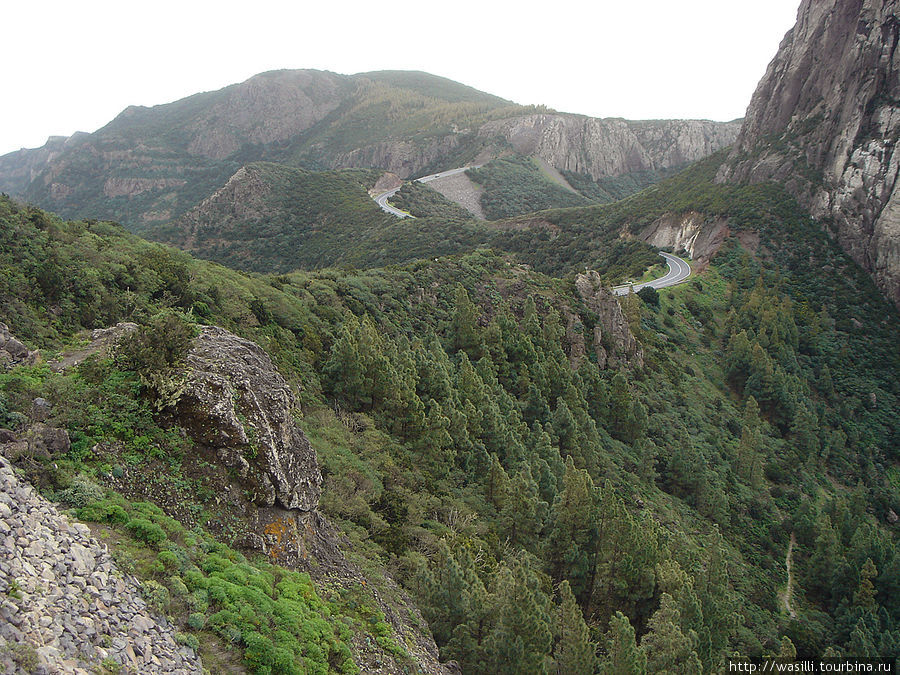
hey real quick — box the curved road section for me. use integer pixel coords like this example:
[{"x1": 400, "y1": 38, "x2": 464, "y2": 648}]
[
  {"x1": 373, "y1": 166, "x2": 482, "y2": 219},
  {"x1": 372, "y1": 169, "x2": 692, "y2": 292},
  {"x1": 612, "y1": 251, "x2": 691, "y2": 295}
]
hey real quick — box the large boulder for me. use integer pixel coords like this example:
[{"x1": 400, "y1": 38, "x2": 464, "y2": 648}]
[
  {"x1": 174, "y1": 326, "x2": 321, "y2": 511},
  {"x1": 575, "y1": 271, "x2": 644, "y2": 368}
]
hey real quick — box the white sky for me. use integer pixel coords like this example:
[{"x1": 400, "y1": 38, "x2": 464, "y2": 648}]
[{"x1": 1, "y1": 0, "x2": 800, "y2": 156}]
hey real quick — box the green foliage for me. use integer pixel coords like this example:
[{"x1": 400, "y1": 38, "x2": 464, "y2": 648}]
[
  {"x1": 2, "y1": 166, "x2": 899, "y2": 674},
  {"x1": 637, "y1": 286, "x2": 660, "y2": 307},
  {"x1": 467, "y1": 155, "x2": 593, "y2": 219},
  {"x1": 389, "y1": 181, "x2": 474, "y2": 220},
  {"x1": 126, "y1": 518, "x2": 168, "y2": 547}
]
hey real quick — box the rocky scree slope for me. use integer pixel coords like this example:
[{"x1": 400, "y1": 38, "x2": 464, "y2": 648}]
[
  {"x1": 0, "y1": 454, "x2": 203, "y2": 674},
  {"x1": 716, "y1": 0, "x2": 900, "y2": 306},
  {"x1": 0, "y1": 69, "x2": 739, "y2": 230}
]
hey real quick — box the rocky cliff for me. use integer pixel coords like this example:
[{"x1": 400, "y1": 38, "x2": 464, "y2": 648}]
[
  {"x1": 481, "y1": 114, "x2": 741, "y2": 181},
  {"x1": 174, "y1": 326, "x2": 322, "y2": 511},
  {"x1": 574, "y1": 272, "x2": 644, "y2": 369},
  {"x1": 716, "y1": 0, "x2": 900, "y2": 306}
]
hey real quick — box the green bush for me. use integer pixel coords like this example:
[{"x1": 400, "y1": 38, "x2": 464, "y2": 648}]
[
  {"x1": 637, "y1": 286, "x2": 660, "y2": 307},
  {"x1": 77, "y1": 499, "x2": 129, "y2": 525},
  {"x1": 187, "y1": 612, "x2": 206, "y2": 630},
  {"x1": 114, "y1": 311, "x2": 197, "y2": 376},
  {"x1": 126, "y1": 518, "x2": 167, "y2": 546}
]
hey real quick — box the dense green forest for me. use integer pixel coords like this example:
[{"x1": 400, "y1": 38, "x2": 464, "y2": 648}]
[
  {"x1": 0, "y1": 139, "x2": 898, "y2": 674},
  {"x1": 466, "y1": 156, "x2": 594, "y2": 219}
]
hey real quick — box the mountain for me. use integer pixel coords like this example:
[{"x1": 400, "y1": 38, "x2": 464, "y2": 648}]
[
  {"x1": 716, "y1": 0, "x2": 900, "y2": 306},
  {"x1": 0, "y1": 69, "x2": 739, "y2": 229}
]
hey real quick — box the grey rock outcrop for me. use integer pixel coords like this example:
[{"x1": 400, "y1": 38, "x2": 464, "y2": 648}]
[
  {"x1": 174, "y1": 325, "x2": 322, "y2": 511},
  {"x1": 0, "y1": 323, "x2": 39, "y2": 370},
  {"x1": 0, "y1": 454, "x2": 203, "y2": 674},
  {"x1": 639, "y1": 212, "x2": 732, "y2": 263},
  {"x1": 482, "y1": 114, "x2": 741, "y2": 181},
  {"x1": 575, "y1": 271, "x2": 644, "y2": 368},
  {"x1": 0, "y1": 424, "x2": 71, "y2": 461},
  {"x1": 716, "y1": 0, "x2": 900, "y2": 306}
]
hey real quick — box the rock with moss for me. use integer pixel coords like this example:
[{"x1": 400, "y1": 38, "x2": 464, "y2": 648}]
[{"x1": 174, "y1": 326, "x2": 322, "y2": 510}]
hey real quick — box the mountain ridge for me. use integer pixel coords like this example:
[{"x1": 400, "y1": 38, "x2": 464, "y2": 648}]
[{"x1": 0, "y1": 69, "x2": 740, "y2": 229}]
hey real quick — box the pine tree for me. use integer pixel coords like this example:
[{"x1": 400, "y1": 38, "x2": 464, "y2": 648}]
[
  {"x1": 499, "y1": 465, "x2": 547, "y2": 551},
  {"x1": 450, "y1": 284, "x2": 483, "y2": 359},
  {"x1": 777, "y1": 636, "x2": 797, "y2": 660},
  {"x1": 640, "y1": 593, "x2": 703, "y2": 675},
  {"x1": 853, "y1": 558, "x2": 877, "y2": 609},
  {"x1": 554, "y1": 581, "x2": 598, "y2": 675},
  {"x1": 545, "y1": 457, "x2": 597, "y2": 603},
  {"x1": 484, "y1": 563, "x2": 554, "y2": 675},
  {"x1": 601, "y1": 611, "x2": 647, "y2": 675},
  {"x1": 486, "y1": 453, "x2": 511, "y2": 511}
]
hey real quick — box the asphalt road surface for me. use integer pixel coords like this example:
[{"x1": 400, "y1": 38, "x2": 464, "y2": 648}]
[
  {"x1": 612, "y1": 251, "x2": 692, "y2": 295},
  {"x1": 373, "y1": 166, "x2": 482, "y2": 218}
]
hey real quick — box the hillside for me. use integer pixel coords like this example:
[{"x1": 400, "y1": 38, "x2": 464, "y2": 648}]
[
  {"x1": 0, "y1": 69, "x2": 739, "y2": 229},
  {"x1": 1, "y1": 126, "x2": 898, "y2": 672}
]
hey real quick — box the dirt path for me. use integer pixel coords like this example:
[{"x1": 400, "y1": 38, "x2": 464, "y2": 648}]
[{"x1": 781, "y1": 533, "x2": 797, "y2": 618}]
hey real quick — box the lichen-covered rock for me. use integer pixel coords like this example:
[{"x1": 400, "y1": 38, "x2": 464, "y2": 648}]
[
  {"x1": 575, "y1": 271, "x2": 644, "y2": 368},
  {"x1": 717, "y1": 0, "x2": 900, "y2": 306},
  {"x1": 174, "y1": 326, "x2": 322, "y2": 511}
]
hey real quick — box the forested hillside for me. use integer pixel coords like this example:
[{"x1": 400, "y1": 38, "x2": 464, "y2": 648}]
[{"x1": 0, "y1": 159, "x2": 897, "y2": 673}]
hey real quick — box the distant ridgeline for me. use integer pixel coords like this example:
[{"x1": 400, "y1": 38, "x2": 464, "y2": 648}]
[{"x1": 0, "y1": 69, "x2": 739, "y2": 233}]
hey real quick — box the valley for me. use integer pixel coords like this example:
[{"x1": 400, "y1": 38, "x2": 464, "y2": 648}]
[{"x1": 0, "y1": 1, "x2": 897, "y2": 673}]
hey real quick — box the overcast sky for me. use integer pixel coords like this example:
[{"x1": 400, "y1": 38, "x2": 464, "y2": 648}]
[{"x1": 1, "y1": 0, "x2": 799, "y2": 156}]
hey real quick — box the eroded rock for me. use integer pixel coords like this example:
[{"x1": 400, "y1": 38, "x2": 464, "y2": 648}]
[
  {"x1": 717, "y1": 0, "x2": 900, "y2": 306},
  {"x1": 575, "y1": 271, "x2": 644, "y2": 368},
  {"x1": 174, "y1": 326, "x2": 322, "y2": 511}
]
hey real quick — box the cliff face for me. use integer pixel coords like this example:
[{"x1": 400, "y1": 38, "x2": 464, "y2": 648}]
[
  {"x1": 481, "y1": 114, "x2": 741, "y2": 180},
  {"x1": 716, "y1": 0, "x2": 900, "y2": 306}
]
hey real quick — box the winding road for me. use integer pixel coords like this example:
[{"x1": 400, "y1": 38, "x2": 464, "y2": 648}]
[
  {"x1": 372, "y1": 169, "x2": 692, "y2": 291},
  {"x1": 612, "y1": 251, "x2": 692, "y2": 295},
  {"x1": 373, "y1": 166, "x2": 482, "y2": 218}
]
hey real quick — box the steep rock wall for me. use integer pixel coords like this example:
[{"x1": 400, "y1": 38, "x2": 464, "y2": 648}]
[
  {"x1": 717, "y1": 0, "x2": 900, "y2": 305},
  {"x1": 480, "y1": 114, "x2": 741, "y2": 180}
]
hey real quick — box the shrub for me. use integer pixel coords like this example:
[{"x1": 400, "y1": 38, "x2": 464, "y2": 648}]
[
  {"x1": 157, "y1": 550, "x2": 179, "y2": 571},
  {"x1": 126, "y1": 518, "x2": 167, "y2": 546},
  {"x1": 140, "y1": 580, "x2": 170, "y2": 613},
  {"x1": 187, "y1": 612, "x2": 206, "y2": 630},
  {"x1": 114, "y1": 311, "x2": 197, "y2": 375},
  {"x1": 637, "y1": 286, "x2": 660, "y2": 307},
  {"x1": 77, "y1": 499, "x2": 129, "y2": 525},
  {"x1": 175, "y1": 632, "x2": 200, "y2": 653}
]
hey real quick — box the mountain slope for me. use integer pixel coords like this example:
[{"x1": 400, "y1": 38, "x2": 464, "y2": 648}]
[
  {"x1": 0, "y1": 69, "x2": 739, "y2": 229},
  {"x1": 716, "y1": 0, "x2": 900, "y2": 306},
  {"x1": 1, "y1": 179, "x2": 898, "y2": 670}
]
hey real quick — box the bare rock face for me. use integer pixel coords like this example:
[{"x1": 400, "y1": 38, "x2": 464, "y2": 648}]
[
  {"x1": 480, "y1": 114, "x2": 741, "y2": 181},
  {"x1": 575, "y1": 272, "x2": 644, "y2": 368},
  {"x1": 174, "y1": 326, "x2": 322, "y2": 511},
  {"x1": 717, "y1": 0, "x2": 900, "y2": 306},
  {"x1": 639, "y1": 212, "x2": 731, "y2": 263}
]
